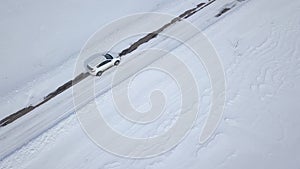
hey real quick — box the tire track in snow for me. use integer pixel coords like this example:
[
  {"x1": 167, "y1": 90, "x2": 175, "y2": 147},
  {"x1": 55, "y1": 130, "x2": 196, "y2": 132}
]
[{"x1": 0, "y1": 72, "x2": 89, "y2": 127}]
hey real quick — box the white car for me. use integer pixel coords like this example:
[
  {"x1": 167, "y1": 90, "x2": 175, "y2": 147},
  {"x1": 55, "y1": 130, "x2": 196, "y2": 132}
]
[{"x1": 86, "y1": 53, "x2": 120, "y2": 76}]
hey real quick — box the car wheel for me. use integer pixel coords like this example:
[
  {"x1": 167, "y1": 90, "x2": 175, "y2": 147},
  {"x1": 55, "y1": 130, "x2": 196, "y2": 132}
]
[
  {"x1": 96, "y1": 71, "x2": 103, "y2": 76},
  {"x1": 114, "y1": 60, "x2": 120, "y2": 66}
]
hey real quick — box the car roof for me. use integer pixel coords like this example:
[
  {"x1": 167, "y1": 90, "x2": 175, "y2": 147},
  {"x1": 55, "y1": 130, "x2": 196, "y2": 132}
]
[{"x1": 86, "y1": 53, "x2": 106, "y2": 67}]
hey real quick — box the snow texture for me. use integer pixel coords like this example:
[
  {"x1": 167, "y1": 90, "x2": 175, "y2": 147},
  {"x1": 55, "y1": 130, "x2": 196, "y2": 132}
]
[{"x1": 1, "y1": 0, "x2": 300, "y2": 168}]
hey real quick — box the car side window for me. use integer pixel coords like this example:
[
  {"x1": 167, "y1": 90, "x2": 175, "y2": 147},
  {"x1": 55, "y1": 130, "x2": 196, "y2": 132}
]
[{"x1": 97, "y1": 60, "x2": 110, "y2": 68}]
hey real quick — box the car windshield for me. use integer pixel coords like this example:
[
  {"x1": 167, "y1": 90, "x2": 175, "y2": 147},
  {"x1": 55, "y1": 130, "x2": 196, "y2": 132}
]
[
  {"x1": 97, "y1": 60, "x2": 110, "y2": 68},
  {"x1": 104, "y1": 53, "x2": 113, "y2": 60}
]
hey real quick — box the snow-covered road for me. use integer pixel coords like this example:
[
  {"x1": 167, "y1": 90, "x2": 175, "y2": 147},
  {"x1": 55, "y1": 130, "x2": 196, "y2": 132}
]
[
  {"x1": 1, "y1": 0, "x2": 300, "y2": 168},
  {"x1": 0, "y1": 0, "x2": 245, "y2": 159}
]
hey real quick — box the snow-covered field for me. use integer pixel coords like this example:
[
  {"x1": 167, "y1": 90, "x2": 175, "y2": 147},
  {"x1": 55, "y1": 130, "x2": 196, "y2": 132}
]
[{"x1": 1, "y1": 0, "x2": 300, "y2": 168}]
